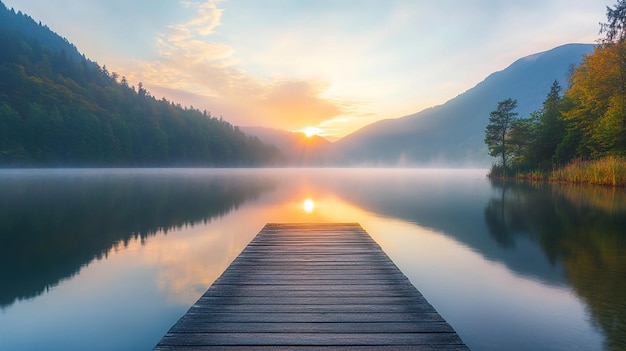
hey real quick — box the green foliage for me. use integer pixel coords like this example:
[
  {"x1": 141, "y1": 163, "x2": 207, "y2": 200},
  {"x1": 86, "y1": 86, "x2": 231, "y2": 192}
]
[
  {"x1": 488, "y1": 70, "x2": 626, "y2": 183},
  {"x1": 487, "y1": 0, "x2": 626, "y2": 180},
  {"x1": 0, "y1": 5, "x2": 280, "y2": 167},
  {"x1": 498, "y1": 80, "x2": 566, "y2": 172},
  {"x1": 508, "y1": 113, "x2": 536, "y2": 167},
  {"x1": 533, "y1": 81, "x2": 565, "y2": 165},
  {"x1": 484, "y1": 98, "x2": 518, "y2": 172}
]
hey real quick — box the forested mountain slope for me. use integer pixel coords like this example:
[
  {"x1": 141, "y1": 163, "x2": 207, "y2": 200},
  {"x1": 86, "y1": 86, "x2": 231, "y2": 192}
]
[{"x1": 0, "y1": 2, "x2": 279, "y2": 167}]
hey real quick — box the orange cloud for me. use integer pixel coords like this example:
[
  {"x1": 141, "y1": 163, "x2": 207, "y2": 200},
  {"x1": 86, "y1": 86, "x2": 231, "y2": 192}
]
[
  {"x1": 253, "y1": 80, "x2": 350, "y2": 129},
  {"x1": 119, "y1": 0, "x2": 352, "y2": 132}
]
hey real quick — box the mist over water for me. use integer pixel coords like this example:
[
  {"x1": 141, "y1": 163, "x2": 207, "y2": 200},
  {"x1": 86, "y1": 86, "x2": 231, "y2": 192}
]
[{"x1": 0, "y1": 168, "x2": 623, "y2": 351}]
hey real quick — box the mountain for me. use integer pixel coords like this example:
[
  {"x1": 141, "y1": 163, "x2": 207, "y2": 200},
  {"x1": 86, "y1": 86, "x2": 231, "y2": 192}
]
[
  {"x1": 0, "y1": 2, "x2": 279, "y2": 167},
  {"x1": 334, "y1": 43, "x2": 595, "y2": 167},
  {"x1": 241, "y1": 126, "x2": 333, "y2": 165},
  {"x1": 0, "y1": 3, "x2": 83, "y2": 62},
  {"x1": 0, "y1": 1, "x2": 596, "y2": 168}
]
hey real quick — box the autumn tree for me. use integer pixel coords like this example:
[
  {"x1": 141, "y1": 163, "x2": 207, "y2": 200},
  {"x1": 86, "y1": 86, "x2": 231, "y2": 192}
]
[
  {"x1": 485, "y1": 98, "x2": 519, "y2": 173},
  {"x1": 563, "y1": 41, "x2": 626, "y2": 158},
  {"x1": 546, "y1": 1, "x2": 626, "y2": 161}
]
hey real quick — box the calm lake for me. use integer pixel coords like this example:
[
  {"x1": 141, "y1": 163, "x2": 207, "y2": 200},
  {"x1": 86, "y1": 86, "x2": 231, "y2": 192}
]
[{"x1": 0, "y1": 168, "x2": 624, "y2": 350}]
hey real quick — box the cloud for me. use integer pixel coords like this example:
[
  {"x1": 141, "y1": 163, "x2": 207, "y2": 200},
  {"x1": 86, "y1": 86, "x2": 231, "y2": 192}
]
[
  {"x1": 180, "y1": 0, "x2": 223, "y2": 35},
  {"x1": 256, "y1": 80, "x2": 348, "y2": 129},
  {"x1": 122, "y1": 0, "x2": 351, "y2": 133},
  {"x1": 116, "y1": 0, "x2": 611, "y2": 138}
]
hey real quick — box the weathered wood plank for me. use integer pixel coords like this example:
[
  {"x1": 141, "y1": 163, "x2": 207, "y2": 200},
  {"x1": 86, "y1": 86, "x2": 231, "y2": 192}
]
[
  {"x1": 166, "y1": 312, "x2": 448, "y2": 323},
  {"x1": 157, "y1": 332, "x2": 466, "y2": 346},
  {"x1": 169, "y1": 322, "x2": 455, "y2": 334},
  {"x1": 201, "y1": 283, "x2": 422, "y2": 291},
  {"x1": 153, "y1": 223, "x2": 470, "y2": 350},
  {"x1": 189, "y1": 304, "x2": 438, "y2": 314},
  {"x1": 155, "y1": 346, "x2": 471, "y2": 351},
  {"x1": 216, "y1": 274, "x2": 406, "y2": 280},
  {"x1": 212, "y1": 277, "x2": 412, "y2": 284},
  {"x1": 201, "y1": 287, "x2": 425, "y2": 298},
  {"x1": 197, "y1": 296, "x2": 427, "y2": 305}
]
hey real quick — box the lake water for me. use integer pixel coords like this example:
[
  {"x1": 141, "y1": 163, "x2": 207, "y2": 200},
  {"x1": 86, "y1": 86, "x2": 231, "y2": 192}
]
[{"x1": 0, "y1": 168, "x2": 624, "y2": 351}]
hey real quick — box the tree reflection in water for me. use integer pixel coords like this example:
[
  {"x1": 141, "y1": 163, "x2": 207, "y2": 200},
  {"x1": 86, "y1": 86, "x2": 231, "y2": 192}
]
[
  {"x1": 485, "y1": 180, "x2": 626, "y2": 351},
  {"x1": 0, "y1": 170, "x2": 275, "y2": 308}
]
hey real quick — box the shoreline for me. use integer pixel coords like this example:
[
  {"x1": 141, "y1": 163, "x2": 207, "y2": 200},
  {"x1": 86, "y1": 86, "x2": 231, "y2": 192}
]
[{"x1": 488, "y1": 156, "x2": 626, "y2": 187}]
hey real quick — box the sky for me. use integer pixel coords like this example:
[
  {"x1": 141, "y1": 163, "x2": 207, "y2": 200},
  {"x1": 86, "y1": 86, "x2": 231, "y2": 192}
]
[{"x1": 3, "y1": 0, "x2": 615, "y2": 139}]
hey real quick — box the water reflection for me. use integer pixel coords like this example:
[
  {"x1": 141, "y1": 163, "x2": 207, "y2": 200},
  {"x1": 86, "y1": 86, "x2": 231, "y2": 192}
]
[
  {"x1": 485, "y1": 180, "x2": 626, "y2": 351},
  {"x1": 0, "y1": 169, "x2": 624, "y2": 351},
  {"x1": 0, "y1": 169, "x2": 274, "y2": 308},
  {"x1": 312, "y1": 169, "x2": 568, "y2": 286}
]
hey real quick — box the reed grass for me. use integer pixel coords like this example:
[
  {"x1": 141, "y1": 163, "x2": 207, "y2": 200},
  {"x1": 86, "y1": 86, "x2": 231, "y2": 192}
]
[
  {"x1": 549, "y1": 156, "x2": 626, "y2": 186},
  {"x1": 514, "y1": 169, "x2": 547, "y2": 181}
]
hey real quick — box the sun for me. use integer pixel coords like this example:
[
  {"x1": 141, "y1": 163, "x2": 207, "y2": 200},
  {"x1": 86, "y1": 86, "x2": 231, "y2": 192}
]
[
  {"x1": 303, "y1": 126, "x2": 321, "y2": 138},
  {"x1": 303, "y1": 198, "x2": 315, "y2": 213}
]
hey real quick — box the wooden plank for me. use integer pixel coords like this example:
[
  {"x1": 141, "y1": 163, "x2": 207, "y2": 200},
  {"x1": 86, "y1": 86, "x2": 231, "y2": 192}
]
[
  {"x1": 153, "y1": 223, "x2": 469, "y2": 350},
  {"x1": 169, "y1": 322, "x2": 455, "y2": 334},
  {"x1": 202, "y1": 284, "x2": 422, "y2": 292},
  {"x1": 189, "y1": 304, "x2": 438, "y2": 314},
  {"x1": 164, "y1": 312, "x2": 447, "y2": 323},
  {"x1": 155, "y1": 346, "x2": 471, "y2": 351},
  {"x1": 201, "y1": 288, "x2": 425, "y2": 298},
  {"x1": 197, "y1": 296, "x2": 427, "y2": 305},
  {"x1": 157, "y1": 332, "x2": 465, "y2": 346},
  {"x1": 216, "y1": 274, "x2": 407, "y2": 279}
]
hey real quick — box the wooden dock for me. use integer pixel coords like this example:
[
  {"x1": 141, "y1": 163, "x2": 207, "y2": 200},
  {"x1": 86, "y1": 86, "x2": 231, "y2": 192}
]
[{"x1": 154, "y1": 223, "x2": 469, "y2": 350}]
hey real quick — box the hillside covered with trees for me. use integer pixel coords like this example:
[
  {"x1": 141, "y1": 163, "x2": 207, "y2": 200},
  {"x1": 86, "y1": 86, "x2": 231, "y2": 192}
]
[
  {"x1": 0, "y1": 2, "x2": 279, "y2": 167},
  {"x1": 485, "y1": 0, "x2": 626, "y2": 184}
]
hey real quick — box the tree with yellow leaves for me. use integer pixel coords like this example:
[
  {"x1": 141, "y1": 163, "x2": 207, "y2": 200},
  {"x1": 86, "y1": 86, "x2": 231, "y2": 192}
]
[{"x1": 560, "y1": 1, "x2": 626, "y2": 159}]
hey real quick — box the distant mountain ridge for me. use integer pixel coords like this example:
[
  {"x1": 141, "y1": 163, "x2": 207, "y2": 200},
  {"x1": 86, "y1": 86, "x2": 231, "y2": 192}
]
[
  {"x1": 332, "y1": 43, "x2": 595, "y2": 167},
  {"x1": 241, "y1": 126, "x2": 333, "y2": 165}
]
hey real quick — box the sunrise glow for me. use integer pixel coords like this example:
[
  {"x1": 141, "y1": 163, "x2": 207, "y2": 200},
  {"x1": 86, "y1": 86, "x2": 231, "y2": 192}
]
[
  {"x1": 4, "y1": 0, "x2": 607, "y2": 138},
  {"x1": 303, "y1": 198, "x2": 315, "y2": 213},
  {"x1": 303, "y1": 127, "x2": 322, "y2": 138}
]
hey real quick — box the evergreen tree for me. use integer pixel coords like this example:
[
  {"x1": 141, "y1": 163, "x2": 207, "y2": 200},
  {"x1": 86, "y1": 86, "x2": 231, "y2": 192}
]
[
  {"x1": 528, "y1": 81, "x2": 565, "y2": 168},
  {"x1": 600, "y1": 0, "x2": 626, "y2": 45},
  {"x1": 507, "y1": 114, "x2": 536, "y2": 168},
  {"x1": 485, "y1": 98, "x2": 519, "y2": 173}
]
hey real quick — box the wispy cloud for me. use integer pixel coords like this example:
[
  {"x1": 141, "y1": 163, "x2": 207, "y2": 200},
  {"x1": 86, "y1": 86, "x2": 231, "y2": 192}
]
[
  {"x1": 124, "y1": 0, "x2": 353, "y2": 133},
  {"x1": 184, "y1": 0, "x2": 223, "y2": 35}
]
